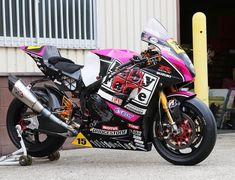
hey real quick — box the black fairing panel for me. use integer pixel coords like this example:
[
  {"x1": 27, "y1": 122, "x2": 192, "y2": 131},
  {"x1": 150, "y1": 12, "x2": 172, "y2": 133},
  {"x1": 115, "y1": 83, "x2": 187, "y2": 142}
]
[{"x1": 143, "y1": 57, "x2": 184, "y2": 89}]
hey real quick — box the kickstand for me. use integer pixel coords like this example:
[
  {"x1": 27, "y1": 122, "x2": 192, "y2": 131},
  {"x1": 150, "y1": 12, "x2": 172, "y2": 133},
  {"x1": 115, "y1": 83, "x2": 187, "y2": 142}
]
[{"x1": 0, "y1": 125, "x2": 32, "y2": 166}]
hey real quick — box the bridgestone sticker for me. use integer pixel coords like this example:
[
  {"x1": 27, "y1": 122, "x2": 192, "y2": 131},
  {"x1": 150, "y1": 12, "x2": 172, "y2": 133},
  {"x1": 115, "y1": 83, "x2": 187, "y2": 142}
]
[
  {"x1": 90, "y1": 128, "x2": 127, "y2": 136},
  {"x1": 124, "y1": 103, "x2": 147, "y2": 115}
]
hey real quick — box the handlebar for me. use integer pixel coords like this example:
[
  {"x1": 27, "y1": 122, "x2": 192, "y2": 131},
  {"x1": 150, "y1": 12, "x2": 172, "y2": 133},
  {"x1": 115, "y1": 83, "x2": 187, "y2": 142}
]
[
  {"x1": 117, "y1": 60, "x2": 134, "y2": 69},
  {"x1": 107, "y1": 55, "x2": 158, "y2": 80}
]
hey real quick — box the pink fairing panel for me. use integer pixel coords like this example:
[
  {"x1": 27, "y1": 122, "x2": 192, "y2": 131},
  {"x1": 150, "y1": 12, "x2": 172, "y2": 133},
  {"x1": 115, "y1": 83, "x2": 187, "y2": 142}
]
[
  {"x1": 106, "y1": 102, "x2": 140, "y2": 122},
  {"x1": 161, "y1": 50, "x2": 194, "y2": 82},
  {"x1": 91, "y1": 49, "x2": 139, "y2": 63},
  {"x1": 168, "y1": 90, "x2": 195, "y2": 98},
  {"x1": 20, "y1": 46, "x2": 46, "y2": 57}
]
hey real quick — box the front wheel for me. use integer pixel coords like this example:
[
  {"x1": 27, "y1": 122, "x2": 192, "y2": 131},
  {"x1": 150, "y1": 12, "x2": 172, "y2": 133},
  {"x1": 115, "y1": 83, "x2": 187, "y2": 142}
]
[{"x1": 152, "y1": 97, "x2": 217, "y2": 165}]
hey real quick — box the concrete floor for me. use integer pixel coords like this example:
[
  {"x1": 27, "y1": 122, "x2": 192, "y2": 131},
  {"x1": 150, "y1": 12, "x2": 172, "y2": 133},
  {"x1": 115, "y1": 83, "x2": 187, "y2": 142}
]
[{"x1": 0, "y1": 133, "x2": 235, "y2": 180}]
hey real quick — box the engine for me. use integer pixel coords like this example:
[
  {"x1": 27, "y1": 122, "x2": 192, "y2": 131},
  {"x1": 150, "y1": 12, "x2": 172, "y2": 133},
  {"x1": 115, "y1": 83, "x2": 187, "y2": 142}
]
[{"x1": 87, "y1": 94, "x2": 113, "y2": 122}]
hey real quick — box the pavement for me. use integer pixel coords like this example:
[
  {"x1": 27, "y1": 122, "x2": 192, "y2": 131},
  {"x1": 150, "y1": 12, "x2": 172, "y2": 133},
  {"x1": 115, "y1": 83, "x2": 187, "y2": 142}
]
[{"x1": 0, "y1": 133, "x2": 235, "y2": 180}]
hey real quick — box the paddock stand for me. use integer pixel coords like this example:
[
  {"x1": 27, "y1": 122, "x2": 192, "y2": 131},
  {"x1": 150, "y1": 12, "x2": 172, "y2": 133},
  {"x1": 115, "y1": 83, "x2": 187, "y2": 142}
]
[
  {"x1": 0, "y1": 125, "x2": 32, "y2": 166},
  {"x1": 0, "y1": 125, "x2": 61, "y2": 166}
]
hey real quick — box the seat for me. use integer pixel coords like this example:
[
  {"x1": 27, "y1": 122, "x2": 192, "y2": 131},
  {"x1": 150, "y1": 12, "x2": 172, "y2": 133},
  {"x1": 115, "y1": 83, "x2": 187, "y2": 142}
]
[
  {"x1": 48, "y1": 56, "x2": 75, "y2": 65},
  {"x1": 48, "y1": 56, "x2": 83, "y2": 73}
]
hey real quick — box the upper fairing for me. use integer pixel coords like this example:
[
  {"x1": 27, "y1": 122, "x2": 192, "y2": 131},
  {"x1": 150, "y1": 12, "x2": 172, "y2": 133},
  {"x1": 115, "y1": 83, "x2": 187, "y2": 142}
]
[
  {"x1": 161, "y1": 50, "x2": 194, "y2": 81},
  {"x1": 91, "y1": 49, "x2": 139, "y2": 63},
  {"x1": 20, "y1": 45, "x2": 60, "y2": 59}
]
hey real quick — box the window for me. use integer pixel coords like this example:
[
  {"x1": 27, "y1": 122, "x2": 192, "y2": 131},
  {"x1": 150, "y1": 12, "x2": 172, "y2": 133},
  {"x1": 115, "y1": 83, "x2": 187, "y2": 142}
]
[{"x1": 0, "y1": 0, "x2": 97, "y2": 49}]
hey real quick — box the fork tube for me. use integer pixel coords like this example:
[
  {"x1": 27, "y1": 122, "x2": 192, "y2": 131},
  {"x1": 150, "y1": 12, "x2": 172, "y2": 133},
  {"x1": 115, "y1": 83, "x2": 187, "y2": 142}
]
[{"x1": 159, "y1": 91, "x2": 174, "y2": 125}]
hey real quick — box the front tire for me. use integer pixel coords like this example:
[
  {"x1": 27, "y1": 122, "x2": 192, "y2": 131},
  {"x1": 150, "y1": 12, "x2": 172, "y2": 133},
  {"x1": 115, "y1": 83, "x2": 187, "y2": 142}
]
[{"x1": 152, "y1": 97, "x2": 217, "y2": 165}]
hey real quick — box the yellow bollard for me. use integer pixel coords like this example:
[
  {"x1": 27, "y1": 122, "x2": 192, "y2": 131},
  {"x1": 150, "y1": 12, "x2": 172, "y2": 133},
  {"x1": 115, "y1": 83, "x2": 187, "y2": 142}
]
[{"x1": 192, "y1": 12, "x2": 209, "y2": 106}]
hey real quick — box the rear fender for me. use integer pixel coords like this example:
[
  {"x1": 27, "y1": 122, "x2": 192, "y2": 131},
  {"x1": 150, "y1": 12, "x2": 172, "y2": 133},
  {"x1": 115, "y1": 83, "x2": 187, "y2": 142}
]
[
  {"x1": 35, "y1": 85, "x2": 67, "y2": 133},
  {"x1": 44, "y1": 85, "x2": 67, "y2": 111}
]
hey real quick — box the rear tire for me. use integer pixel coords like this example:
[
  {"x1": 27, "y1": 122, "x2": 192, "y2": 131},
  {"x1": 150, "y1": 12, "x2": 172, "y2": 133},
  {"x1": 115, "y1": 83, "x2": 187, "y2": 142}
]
[
  {"x1": 152, "y1": 97, "x2": 217, "y2": 165},
  {"x1": 7, "y1": 88, "x2": 66, "y2": 157}
]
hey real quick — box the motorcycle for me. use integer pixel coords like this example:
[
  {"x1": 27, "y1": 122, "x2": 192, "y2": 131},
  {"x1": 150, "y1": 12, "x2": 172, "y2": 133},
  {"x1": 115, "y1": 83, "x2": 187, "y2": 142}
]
[{"x1": 6, "y1": 18, "x2": 217, "y2": 165}]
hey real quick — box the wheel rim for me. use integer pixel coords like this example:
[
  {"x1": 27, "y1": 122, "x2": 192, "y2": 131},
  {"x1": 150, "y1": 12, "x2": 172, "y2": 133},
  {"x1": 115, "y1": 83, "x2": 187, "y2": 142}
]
[
  {"x1": 17, "y1": 106, "x2": 49, "y2": 145},
  {"x1": 154, "y1": 102, "x2": 205, "y2": 155}
]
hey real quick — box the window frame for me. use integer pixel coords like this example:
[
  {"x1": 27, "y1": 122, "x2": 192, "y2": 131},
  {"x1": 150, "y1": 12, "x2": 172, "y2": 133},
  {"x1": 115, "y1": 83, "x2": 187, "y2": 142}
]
[{"x1": 0, "y1": 0, "x2": 97, "y2": 49}]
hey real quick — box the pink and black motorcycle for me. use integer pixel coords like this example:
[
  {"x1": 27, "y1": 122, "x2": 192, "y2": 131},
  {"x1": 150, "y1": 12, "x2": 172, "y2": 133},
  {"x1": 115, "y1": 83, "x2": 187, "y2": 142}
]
[{"x1": 7, "y1": 18, "x2": 216, "y2": 165}]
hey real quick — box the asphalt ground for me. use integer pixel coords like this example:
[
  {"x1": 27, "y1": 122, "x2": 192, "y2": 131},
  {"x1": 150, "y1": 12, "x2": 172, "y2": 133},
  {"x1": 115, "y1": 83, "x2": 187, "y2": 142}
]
[{"x1": 0, "y1": 133, "x2": 235, "y2": 180}]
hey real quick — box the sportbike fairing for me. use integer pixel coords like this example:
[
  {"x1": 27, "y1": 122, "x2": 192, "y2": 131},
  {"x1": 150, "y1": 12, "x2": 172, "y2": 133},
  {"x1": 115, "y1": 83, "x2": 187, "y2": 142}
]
[
  {"x1": 141, "y1": 18, "x2": 195, "y2": 80},
  {"x1": 71, "y1": 19, "x2": 197, "y2": 151},
  {"x1": 18, "y1": 21, "x2": 196, "y2": 152}
]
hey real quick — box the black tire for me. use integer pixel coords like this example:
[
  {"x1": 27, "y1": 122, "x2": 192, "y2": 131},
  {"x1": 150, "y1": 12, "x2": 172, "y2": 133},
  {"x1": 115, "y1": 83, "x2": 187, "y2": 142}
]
[
  {"x1": 19, "y1": 155, "x2": 32, "y2": 166},
  {"x1": 48, "y1": 151, "x2": 60, "y2": 161},
  {"x1": 7, "y1": 89, "x2": 66, "y2": 158},
  {"x1": 152, "y1": 97, "x2": 217, "y2": 165}
]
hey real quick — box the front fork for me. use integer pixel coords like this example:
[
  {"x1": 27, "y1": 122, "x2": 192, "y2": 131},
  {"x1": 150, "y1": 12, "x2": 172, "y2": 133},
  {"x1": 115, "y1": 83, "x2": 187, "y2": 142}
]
[{"x1": 159, "y1": 90, "x2": 180, "y2": 134}]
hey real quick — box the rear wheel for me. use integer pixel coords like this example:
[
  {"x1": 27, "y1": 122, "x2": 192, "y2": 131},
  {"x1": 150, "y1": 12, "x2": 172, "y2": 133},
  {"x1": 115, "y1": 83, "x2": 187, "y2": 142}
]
[
  {"x1": 152, "y1": 97, "x2": 217, "y2": 165},
  {"x1": 7, "y1": 88, "x2": 66, "y2": 157}
]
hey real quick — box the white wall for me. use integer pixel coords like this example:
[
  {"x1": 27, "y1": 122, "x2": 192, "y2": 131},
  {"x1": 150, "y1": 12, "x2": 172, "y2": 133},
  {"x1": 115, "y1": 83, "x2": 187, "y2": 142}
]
[
  {"x1": 0, "y1": 47, "x2": 87, "y2": 74},
  {"x1": 0, "y1": 0, "x2": 177, "y2": 73},
  {"x1": 97, "y1": 0, "x2": 178, "y2": 51}
]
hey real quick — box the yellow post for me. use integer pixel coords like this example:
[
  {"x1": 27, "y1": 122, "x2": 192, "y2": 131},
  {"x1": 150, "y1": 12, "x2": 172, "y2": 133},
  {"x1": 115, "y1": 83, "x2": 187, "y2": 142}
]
[{"x1": 193, "y1": 12, "x2": 209, "y2": 106}]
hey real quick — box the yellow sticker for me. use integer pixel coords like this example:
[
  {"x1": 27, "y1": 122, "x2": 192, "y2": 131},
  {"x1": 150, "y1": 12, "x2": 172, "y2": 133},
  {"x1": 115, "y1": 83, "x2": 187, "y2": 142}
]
[
  {"x1": 71, "y1": 133, "x2": 92, "y2": 148},
  {"x1": 167, "y1": 39, "x2": 185, "y2": 54},
  {"x1": 27, "y1": 45, "x2": 42, "y2": 50}
]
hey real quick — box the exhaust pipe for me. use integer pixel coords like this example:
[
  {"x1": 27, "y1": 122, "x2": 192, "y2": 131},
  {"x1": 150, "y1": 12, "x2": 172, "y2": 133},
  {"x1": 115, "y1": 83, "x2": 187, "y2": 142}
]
[{"x1": 8, "y1": 75, "x2": 77, "y2": 135}]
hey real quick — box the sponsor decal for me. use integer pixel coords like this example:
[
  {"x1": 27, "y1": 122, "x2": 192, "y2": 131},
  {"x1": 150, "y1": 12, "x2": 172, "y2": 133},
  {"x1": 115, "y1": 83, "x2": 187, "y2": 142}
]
[
  {"x1": 106, "y1": 102, "x2": 140, "y2": 122},
  {"x1": 128, "y1": 143, "x2": 137, "y2": 150},
  {"x1": 168, "y1": 99, "x2": 178, "y2": 109},
  {"x1": 108, "y1": 142, "x2": 116, "y2": 148},
  {"x1": 143, "y1": 75, "x2": 155, "y2": 88},
  {"x1": 131, "y1": 130, "x2": 142, "y2": 136},
  {"x1": 111, "y1": 96, "x2": 123, "y2": 105},
  {"x1": 133, "y1": 135, "x2": 142, "y2": 140},
  {"x1": 149, "y1": 37, "x2": 158, "y2": 44},
  {"x1": 71, "y1": 133, "x2": 92, "y2": 148},
  {"x1": 167, "y1": 39, "x2": 185, "y2": 54},
  {"x1": 132, "y1": 71, "x2": 159, "y2": 106},
  {"x1": 102, "y1": 125, "x2": 119, "y2": 131},
  {"x1": 117, "y1": 141, "x2": 126, "y2": 149},
  {"x1": 159, "y1": 65, "x2": 172, "y2": 74},
  {"x1": 123, "y1": 143, "x2": 131, "y2": 150},
  {"x1": 103, "y1": 141, "x2": 112, "y2": 148},
  {"x1": 135, "y1": 143, "x2": 145, "y2": 148},
  {"x1": 90, "y1": 140, "x2": 101, "y2": 147},
  {"x1": 90, "y1": 128, "x2": 127, "y2": 136},
  {"x1": 94, "y1": 140, "x2": 103, "y2": 147},
  {"x1": 128, "y1": 123, "x2": 140, "y2": 130},
  {"x1": 124, "y1": 103, "x2": 147, "y2": 115},
  {"x1": 14, "y1": 87, "x2": 24, "y2": 98},
  {"x1": 114, "y1": 108, "x2": 133, "y2": 119},
  {"x1": 27, "y1": 45, "x2": 42, "y2": 50},
  {"x1": 156, "y1": 71, "x2": 172, "y2": 78},
  {"x1": 134, "y1": 139, "x2": 144, "y2": 144}
]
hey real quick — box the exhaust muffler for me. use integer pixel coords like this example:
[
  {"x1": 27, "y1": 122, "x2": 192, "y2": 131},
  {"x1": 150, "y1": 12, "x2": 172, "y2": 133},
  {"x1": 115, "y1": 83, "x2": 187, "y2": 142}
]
[{"x1": 8, "y1": 75, "x2": 77, "y2": 135}]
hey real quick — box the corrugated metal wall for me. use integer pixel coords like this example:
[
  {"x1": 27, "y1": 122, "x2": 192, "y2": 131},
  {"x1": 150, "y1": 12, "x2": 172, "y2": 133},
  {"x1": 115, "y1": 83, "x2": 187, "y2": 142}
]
[
  {"x1": 0, "y1": 0, "x2": 177, "y2": 73},
  {"x1": 0, "y1": 47, "x2": 87, "y2": 73},
  {"x1": 97, "y1": 0, "x2": 178, "y2": 50}
]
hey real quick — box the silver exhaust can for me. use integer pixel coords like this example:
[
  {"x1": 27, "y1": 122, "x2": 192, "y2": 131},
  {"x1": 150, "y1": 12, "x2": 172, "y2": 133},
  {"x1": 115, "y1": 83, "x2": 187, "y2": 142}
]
[
  {"x1": 8, "y1": 75, "x2": 77, "y2": 135},
  {"x1": 11, "y1": 79, "x2": 44, "y2": 113}
]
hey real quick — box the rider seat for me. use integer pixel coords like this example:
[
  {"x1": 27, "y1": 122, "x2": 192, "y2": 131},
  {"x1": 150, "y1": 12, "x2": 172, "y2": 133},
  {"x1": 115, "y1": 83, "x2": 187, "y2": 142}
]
[{"x1": 48, "y1": 56, "x2": 83, "y2": 74}]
